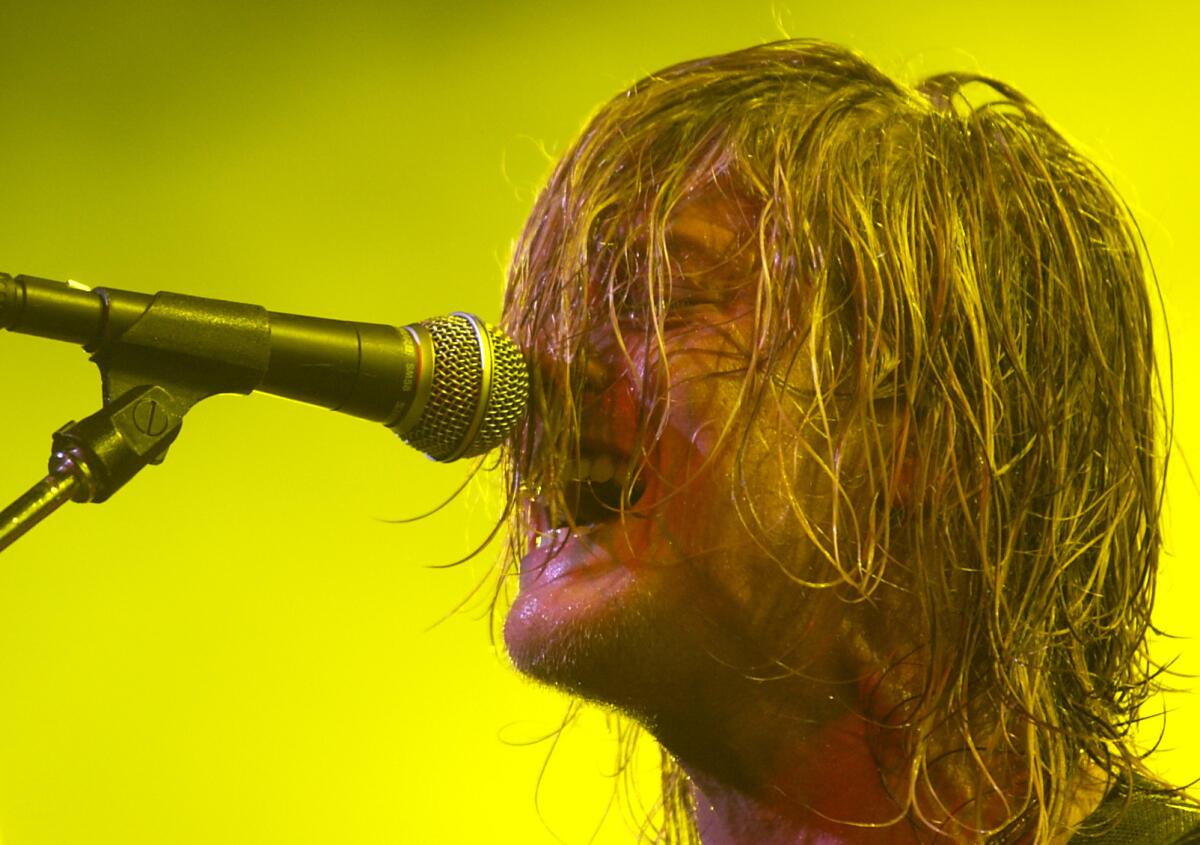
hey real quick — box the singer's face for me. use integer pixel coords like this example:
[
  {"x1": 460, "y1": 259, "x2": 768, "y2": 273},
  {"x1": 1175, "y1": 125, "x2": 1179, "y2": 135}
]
[{"x1": 504, "y1": 181, "x2": 862, "y2": 728}]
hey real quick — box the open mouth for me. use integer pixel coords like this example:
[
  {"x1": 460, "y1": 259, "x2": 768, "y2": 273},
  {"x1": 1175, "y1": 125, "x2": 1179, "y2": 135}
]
[{"x1": 543, "y1": 449, "x2": 649, "y2": 530}]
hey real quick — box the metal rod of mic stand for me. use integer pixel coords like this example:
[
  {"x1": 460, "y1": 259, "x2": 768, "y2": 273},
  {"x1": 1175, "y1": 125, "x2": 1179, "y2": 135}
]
[{"x1": 0, "y1": 454, "x2": 93, "y2": 554}]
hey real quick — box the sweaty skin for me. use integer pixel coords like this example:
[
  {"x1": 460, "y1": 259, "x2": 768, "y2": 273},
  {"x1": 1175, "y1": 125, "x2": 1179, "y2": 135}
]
[{"x1": 504, "y1": 182, "x2": 1103, "y2": 844}]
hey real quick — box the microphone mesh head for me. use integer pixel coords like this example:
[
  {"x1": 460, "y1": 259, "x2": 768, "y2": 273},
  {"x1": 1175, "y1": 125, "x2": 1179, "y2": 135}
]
[{"x1": 401, "y1": 314, "x2": 528, "y2": 462}]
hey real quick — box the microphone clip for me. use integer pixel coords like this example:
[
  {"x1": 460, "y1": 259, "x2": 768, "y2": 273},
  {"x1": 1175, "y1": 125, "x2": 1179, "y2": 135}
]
[
  {"x1": 0, "y1": 277, "x2": 272, "y2": 552},
  {"x1": 1, "y1": 384, "x2": 186, "y2": 552}
]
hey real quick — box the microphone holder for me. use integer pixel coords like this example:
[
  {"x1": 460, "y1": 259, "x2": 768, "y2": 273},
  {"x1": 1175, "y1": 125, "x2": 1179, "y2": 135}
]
[
  {"x1": 0, "y1": 385, "x2": 184, "y2": 552},
  {"x1": 1, "y1": 281, "x2": 273, "y2": 553}
]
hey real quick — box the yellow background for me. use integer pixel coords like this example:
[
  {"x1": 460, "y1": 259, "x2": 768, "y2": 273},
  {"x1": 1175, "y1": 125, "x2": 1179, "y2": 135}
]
[{"x1": 0, "y1": 2, "x2": 1196, "y2": 843}]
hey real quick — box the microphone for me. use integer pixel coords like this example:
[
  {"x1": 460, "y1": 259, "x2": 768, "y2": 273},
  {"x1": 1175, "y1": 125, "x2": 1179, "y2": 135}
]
[{"x1": 0, "y1": 273, "x2": 528, "y2": 462}]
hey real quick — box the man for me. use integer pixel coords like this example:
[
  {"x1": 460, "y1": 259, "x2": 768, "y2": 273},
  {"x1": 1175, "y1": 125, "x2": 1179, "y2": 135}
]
[{"x1": 498, "y1": 40, "x2": 1198, "y2": 843}]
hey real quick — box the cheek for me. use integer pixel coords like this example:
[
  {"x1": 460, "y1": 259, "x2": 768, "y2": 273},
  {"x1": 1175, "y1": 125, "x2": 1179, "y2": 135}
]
[
  {"x1": 672, "y1": 399, "x2": 854, "y2": 609},
  {"x1": 654, "y1": 330, "x2": 753, "y2": 444}
]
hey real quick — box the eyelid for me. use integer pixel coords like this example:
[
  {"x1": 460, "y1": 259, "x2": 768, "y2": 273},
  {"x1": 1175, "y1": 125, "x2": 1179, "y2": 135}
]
[{"x1": 666, "y1": 284, "x2": 725, "y2": 305}]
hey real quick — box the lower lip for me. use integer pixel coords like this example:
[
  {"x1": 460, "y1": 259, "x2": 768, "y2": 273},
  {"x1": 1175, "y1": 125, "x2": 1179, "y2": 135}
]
[
  {"x1": 518, "y1": 524, "x2": 617, "y2": 592},
  {"x1": 506, "y1": 521, "x2": 640, "y2": 651}
]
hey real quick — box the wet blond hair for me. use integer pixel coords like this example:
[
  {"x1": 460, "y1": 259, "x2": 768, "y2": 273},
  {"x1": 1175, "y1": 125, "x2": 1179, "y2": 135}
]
[{"x1": 500, "y1": 40, "x2": 1171, "y2": 843}]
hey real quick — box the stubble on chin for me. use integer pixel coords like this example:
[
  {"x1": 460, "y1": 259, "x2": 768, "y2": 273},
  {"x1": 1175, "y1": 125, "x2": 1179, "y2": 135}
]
[
  {"x1": 505, "y1": 580, "x2": 656, "y2": 703},
  {"x1": 504, "y1": 576, "x2": 749, "y2": 736}
]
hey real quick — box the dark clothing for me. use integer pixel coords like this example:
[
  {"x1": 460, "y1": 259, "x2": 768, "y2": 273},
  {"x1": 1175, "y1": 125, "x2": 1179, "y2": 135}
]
[{"x1": 1069, "y1": 780, "x2": 1200, "y2": 844}]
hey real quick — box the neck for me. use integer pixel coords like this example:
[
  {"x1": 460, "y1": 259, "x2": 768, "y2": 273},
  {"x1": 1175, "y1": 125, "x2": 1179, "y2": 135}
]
[
  {"x1": 651, "y1": 654, "x2": 1048, "y2": 844},
  {"x1": 682, "y1": 708, "x2": 933, "y2": 845},
  {"x1": 675, "y1": 705, "x2": 1105, "y2": 845}
]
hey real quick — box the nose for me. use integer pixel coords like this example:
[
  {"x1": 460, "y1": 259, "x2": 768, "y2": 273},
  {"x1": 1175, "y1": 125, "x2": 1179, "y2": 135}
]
[{"x1": 524, "y1": 326, "x2": 620, "y2": 399}]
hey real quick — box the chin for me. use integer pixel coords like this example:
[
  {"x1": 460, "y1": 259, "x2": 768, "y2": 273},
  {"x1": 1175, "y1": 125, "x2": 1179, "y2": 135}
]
[
  {"x1": 503, "y1": 514, "x2": 646, "y2": 688},
  {"x1": 503, "y1": 558, "x2": 647, "y2": 702},
  {"x1": 504, "y1": 558, "x2": 737, "y2": 737}
]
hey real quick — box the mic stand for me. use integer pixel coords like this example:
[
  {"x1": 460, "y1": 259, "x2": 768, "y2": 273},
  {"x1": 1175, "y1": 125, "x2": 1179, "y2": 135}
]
[
  {"x1": 1, "y1": 282, "x2": 272, "y2": 553},
  {"x1": 0, "y1": 385, "x2": 185, "y2": 553},
  {"x1": 0, "y1": 455, "x2": 90, "y2": 553}
]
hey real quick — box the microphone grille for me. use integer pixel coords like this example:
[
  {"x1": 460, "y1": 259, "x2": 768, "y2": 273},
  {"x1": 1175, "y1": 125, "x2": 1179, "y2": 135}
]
[{"x1": 401, "y1": 314, "x2": 528, "y2": 462}]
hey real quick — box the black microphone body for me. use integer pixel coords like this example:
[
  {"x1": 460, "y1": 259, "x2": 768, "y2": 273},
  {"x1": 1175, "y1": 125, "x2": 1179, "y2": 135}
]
[{"x1": 0, "y1": 274, "x2": 527, "y2": 462}]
